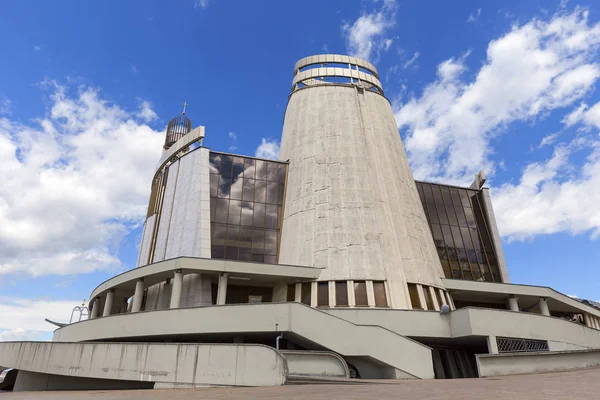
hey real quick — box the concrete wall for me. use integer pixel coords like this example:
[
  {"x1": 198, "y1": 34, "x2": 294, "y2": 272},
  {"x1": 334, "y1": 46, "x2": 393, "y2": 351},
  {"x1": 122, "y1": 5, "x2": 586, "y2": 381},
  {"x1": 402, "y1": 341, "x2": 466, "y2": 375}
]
[
  {"x1": 143, "y1": 273, "x2": 212, "y2": 311},
  {"x1": 0, "y1": 341, "x2": 287, "y2": 390},
  {"x1": 144, "y1": 280, "x2": 173, "y2": 311},
  {"x1": 52, "y1": 303, "x2": 434, "y2": 379},
  {"x1": 455, "y1": 308, "x2": 600, "y2": 350},
  {"x1": 279, "y1": 75, "x2": 445, "y2": 310},
  {"x1": 281, "y1": 350, "x2": 349, "y2": 378},
  {"x1": 325, "y1": 308, "x2": 451, "y2": 338},
  {"x1": 180, "y1": 273, "x2": 212, "y2": 307},
  {"x1": 476, "y1": 349, "x2": 600, "y2": 377},
  {"x1": 163, "y1": 148, "x2": 211, "y2": 260},
  {"x1": 326, "y1": 307, "x2": 600, "y2": 351}
]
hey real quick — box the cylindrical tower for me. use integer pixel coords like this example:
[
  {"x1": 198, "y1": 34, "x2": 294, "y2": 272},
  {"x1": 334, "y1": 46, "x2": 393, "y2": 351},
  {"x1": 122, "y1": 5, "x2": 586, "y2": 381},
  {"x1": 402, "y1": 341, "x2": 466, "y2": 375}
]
[{"x1": 278, "y1": 54, "x2": 445, "y2": 309}]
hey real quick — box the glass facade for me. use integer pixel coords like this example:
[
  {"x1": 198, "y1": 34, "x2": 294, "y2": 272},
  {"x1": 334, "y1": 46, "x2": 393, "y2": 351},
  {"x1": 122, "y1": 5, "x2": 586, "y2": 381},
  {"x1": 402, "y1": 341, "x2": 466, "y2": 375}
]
[
  {"x1": 415, "y1": 181, "x2": 502, "y2": 282},
  {"x1": 209, "y1": 152, "x2": 287, "y2": 264}
]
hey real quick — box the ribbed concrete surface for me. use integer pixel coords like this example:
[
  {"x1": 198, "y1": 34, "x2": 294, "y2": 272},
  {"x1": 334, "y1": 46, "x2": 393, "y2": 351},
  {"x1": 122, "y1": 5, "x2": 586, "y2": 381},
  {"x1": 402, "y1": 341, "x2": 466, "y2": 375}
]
[
  {"x1": 4, "y1": 368, "x2": 600, "y2": 399},
  {"x1": 279, "y1": 84, "x2": 444, "y2": 309}
]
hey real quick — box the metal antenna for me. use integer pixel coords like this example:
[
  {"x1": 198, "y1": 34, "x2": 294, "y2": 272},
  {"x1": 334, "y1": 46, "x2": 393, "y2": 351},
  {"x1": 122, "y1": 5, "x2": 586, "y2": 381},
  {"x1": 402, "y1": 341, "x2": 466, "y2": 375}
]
[{"x1": 182, "y1": 101, "x2": 188, "y2": 115}]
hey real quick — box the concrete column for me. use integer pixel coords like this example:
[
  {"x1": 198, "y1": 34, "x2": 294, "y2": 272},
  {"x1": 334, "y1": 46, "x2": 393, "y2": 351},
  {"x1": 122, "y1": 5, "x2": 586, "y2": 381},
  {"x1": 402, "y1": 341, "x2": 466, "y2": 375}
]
[
  {"x1": 366, "y1": 281, "x2": 376, "y2": 307},
  {"x1": 429, "y1": 286, "x2": 440, "y2": 311},
  {"x1": 416, "y1": 284, "x2": 428, "y2": 310},
  {"x1": 481, "y1": 188, "x2": 510, "y2": 283},
  {"x1": 508, "y1": 296, "x2": 519, "y2": 312},
  {"x1": 437, "y1": 288, "x2": 447, "y2": 307},
  {"x1": 538, "y1": 297, "x2": 550, "y2": 316},
  {"x1": 310, "y1": 281, "x2": 318, "y2": 307},
  {"x1": 294, "y1": 283, "x2": 302, "y2": 302},
  {"x1": 347, "y1": 280, "x2": 356, "y2": 307},
  {"x1": 131, "y1": 279, "x2": 145, "y2": 313},
  {"x1": 594, "y1": 316, "x2": 600, "y2": 330},
  {"x1": 584, "y1": 314, "x2": 593, "y2": 328},
  {"x1": 328, "y1": 281, "x2": 335, "y2": 307},
  {"x1": 216, "y1": 273, "x2": 228, "y2": 305},
  {"x1": 486, "y1": 335, "x2": 499, "y2": 354},
  {"x1": 169, "y1": 270, "x2": 183, "y2": 309},
  {"x1": 90, "y1": 298, "x2": 99, "y2": 319},
  {"x1": 102, "y1": 290, "x2": 114, "y2": 317},
  {"x1": 444, "y1": 291, "x2": 456, "y2": 310}
]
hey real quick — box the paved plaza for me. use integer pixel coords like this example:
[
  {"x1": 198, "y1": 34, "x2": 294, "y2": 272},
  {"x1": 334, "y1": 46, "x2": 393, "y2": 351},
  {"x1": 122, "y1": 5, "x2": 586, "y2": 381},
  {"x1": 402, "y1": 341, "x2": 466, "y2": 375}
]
[{"x1": 2, "y1": 368, "x2": 600, "y2": 400}]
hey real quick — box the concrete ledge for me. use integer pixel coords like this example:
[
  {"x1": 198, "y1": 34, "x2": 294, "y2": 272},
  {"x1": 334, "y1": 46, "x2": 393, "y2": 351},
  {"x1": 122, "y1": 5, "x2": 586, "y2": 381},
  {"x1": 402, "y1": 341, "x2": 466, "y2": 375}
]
[
  {"x1": 476, "y1": 349, "x2": 600, "y2": 377},
  {"x1": 0, "y1": 342, "x2": 287, "y2": 390},
  {"x1": 53, "y1": 303, "x2": 434, "y2": 380},
  {"x1": 281, "y1": 350, "x2": 349, "y2": 378},
  {"x1": 91, "y1": 256, "x2": 321, "y2": 300}
]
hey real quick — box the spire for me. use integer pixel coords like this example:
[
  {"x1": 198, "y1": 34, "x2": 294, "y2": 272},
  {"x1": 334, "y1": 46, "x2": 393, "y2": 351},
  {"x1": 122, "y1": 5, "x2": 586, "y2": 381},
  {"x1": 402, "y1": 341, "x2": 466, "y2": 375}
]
[{"x1": 182, "y1": 101, "x2": 188, "y2": 115}]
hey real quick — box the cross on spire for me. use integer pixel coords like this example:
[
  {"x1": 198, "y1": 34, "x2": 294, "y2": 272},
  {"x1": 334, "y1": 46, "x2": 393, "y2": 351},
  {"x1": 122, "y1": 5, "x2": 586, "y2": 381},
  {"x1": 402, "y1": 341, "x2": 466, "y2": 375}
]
[{"x1": 182, "y1": 101, "x2": 188, "y2": 115}]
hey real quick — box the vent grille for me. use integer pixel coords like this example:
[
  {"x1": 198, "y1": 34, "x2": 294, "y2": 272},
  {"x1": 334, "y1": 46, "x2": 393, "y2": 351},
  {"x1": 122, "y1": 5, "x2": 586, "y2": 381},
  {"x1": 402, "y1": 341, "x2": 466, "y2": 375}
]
[{"x1": 497, "y1": 337, "x2": 549, "y2": 353}]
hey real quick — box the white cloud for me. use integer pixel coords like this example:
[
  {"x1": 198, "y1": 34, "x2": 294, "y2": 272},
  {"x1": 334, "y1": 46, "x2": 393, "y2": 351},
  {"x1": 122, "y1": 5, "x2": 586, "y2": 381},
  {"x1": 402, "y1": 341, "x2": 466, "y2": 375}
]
[
  {"x1": 228, "y1": 131, "x2": 237, "y2": 152},
  {"x1": 0, "y1": 97, "x2": 11, "y2": 115},
  {"x1": 493, "y1": 138, "x2": 600, "y2": 240},
  {"x1": 395, "y1": 9, "x2": 600, "y2": 184},
  {"x1": 538, "y1": 132, "x2": 560, "y2": 148},
  {"x1": 341, "y1": 0, "x2": 397, "y2": 61},
  {"x1": 0, "y1": 80, "x2": 163, "y2": 277},
  {"x1": 563, "y1": 101, "x2": 600, "y2": 129},
  {"x1": 403, "y1": 51, "x2": 420, "y2": 69},
  {"x1": 467, "y1": 8, "x2": 482, "y2": 23},
  {"x1": 255, "y1": 138, "x2": 280, "y2": 160},
  {"x1": 130, "y1": 65, "x2": 138, "y2": 74},
  {"x1": 136, "y1": 99, "x2": 158, "y2": 122},
  {"x1": 194, "y1": 0, "x2": 211, "y2": 9},
  {"x1": 0, "y1": 297, "x2": 83, "y2": 341},
  {"x1": 563, "y1": 102, "x2": 588, "y2": 127},
  {"x1": 34, "y1": 45, "x2": 42, "y2": 52}
]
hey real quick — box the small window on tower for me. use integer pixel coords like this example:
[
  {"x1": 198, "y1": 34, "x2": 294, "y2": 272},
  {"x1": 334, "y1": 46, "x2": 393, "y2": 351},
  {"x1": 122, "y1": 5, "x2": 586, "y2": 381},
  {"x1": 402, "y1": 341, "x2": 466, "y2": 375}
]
[
  {"x1": 407, "y1": 283, "x2": 422, "y2": 310},
  {"x1": 373, "y1": 281, "x2": 388, "y2": 307},
  {"x1": 317, "y1": 282, "x2": 329, "y2": 307},
  {"x1": 335, "y1": 281, "x2": 348, "y2": 306},
  {"x1": 354, "y1": 281, "x2": 368, "y2": 307},
  {"x1": 301, "y1": 282, "x2": 311, "y2": 305}
]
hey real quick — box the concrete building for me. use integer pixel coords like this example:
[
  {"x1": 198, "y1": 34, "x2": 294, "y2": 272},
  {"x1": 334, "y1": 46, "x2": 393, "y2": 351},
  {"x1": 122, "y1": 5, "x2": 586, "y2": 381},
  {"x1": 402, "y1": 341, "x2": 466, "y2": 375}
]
[{"x1": 2, "y1": 54, "x2": 600, "y2": 391}]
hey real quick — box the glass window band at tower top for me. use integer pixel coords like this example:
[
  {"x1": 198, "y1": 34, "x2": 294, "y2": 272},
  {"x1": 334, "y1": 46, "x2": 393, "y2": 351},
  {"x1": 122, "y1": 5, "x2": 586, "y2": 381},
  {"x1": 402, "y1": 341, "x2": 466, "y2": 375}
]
[
  {"x1": 208, "y1": 151, "x2": 287, "y2": 264},
  {"x1": 415, "y1": 181, "x2": 502, "y2": 283}
]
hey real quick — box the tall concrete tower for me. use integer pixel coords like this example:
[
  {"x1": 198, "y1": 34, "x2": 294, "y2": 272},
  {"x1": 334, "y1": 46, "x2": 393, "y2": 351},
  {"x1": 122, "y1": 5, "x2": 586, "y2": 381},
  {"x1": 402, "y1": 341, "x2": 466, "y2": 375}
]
[{"x1": 278, "y1": 54, "x2": 445, "y2": 309}]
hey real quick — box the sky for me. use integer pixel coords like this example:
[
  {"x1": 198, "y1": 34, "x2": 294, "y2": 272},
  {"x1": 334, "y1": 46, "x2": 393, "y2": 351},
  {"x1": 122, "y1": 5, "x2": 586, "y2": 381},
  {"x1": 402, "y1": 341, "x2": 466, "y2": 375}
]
[{"x1": 1, "y1": 0, "x2": 600, "y2": 341}]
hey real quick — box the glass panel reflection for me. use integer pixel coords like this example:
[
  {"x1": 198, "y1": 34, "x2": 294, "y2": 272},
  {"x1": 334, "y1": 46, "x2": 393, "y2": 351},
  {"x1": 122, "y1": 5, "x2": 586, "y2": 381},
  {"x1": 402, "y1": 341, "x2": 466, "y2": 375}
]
[
  {"x1": 210, "y1": 151, "x2": 288, "y2": 264},
  {"x1": 416, "y1": 181, "x2": 502, "y2": 282}
]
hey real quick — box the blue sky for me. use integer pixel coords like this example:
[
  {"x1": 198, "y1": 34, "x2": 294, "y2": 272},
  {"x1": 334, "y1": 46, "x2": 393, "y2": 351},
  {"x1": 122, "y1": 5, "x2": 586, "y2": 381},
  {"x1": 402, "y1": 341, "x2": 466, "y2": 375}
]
[{"x1": 1, "y1": 0, "x2": 600, "y2": 341}]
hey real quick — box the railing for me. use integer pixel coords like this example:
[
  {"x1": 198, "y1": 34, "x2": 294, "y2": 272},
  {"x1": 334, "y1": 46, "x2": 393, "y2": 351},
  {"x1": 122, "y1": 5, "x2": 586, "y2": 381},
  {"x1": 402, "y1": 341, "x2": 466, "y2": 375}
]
[{"x1": 497, "y1": 337, "x2": 549, "y2": 353}]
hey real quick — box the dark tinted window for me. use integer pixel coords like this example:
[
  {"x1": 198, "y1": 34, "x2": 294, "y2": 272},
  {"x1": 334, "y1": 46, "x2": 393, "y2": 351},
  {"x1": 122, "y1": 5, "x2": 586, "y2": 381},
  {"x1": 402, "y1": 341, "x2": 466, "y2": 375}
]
[
  {"x1": 335, "y1": 281, "x2": 348, "y2": 306},
  {"x1": 354, "y1": 281, "x2": 368, "y2": 306},
  {"x1": 373, "y1": 281, "x2": 388, "y2": 307},
  {"x1": 317, "y1": 282, "x2": 329, "y2": 307},
  {"x1": 210, "y1": 151, "x2": 287, "y2": 264},
  {"x1": 407, "y1": 283, "x2": 421, "y2": 310},
  {"x1": 416, "y1": 181, "x2": 502, "y2": 283}
]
